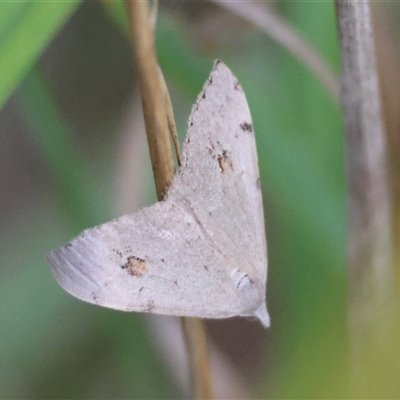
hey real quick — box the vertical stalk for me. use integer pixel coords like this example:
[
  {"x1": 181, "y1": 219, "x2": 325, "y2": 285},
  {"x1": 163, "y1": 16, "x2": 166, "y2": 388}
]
[
  {"x1": 335, "y1": 0, "x2": 395, "y2": 394},
  {"x1": 124, "y1": 1, "x2": 215, "y2": 398},
  {"x1": 125, "y1": 0, "x2": 174, "y2": 200},
  {"x1": 181, "y1": 318, "x2": 215, "y2": 399}
]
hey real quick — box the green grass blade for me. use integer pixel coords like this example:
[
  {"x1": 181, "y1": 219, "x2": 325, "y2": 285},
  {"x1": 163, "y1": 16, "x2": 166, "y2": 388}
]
[
  {"x1": 0, "y1": 1, "x2": 81, "y2": 110},
  {"x1": 18, "y1": 66, "x2": 101, "y2": 232}
]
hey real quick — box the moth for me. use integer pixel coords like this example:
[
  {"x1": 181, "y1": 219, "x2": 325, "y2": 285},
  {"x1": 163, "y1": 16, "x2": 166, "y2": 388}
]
[{"x1": 47, "y1": 61, "x2": 270, "y2": 327}]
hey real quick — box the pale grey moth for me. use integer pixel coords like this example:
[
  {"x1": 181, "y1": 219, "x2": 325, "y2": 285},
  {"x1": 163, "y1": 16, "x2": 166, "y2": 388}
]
[{"x1": 47, "y1": 61, "x2": 270, "y2": 327}]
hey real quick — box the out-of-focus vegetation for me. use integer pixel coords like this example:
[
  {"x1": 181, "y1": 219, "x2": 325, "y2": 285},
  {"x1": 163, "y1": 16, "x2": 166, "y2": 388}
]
[{"x1": 0, "y1": 1, "x2": 399, "y2": 398}]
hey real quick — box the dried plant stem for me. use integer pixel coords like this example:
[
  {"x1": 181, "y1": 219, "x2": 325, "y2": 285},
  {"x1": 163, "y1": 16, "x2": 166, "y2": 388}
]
[
  {"x1": 125, "y1": 0, "x2": 174, "y2": 200},
  {"x1": 181, "y1": 318, "x2": 215, "y2": 399},
  {"x1": 124, "y1": 1, "x2": 214, "y2": 398},
  {"x1": 214, "y1": 0, "x2": 339, "y2": 102},
  {"x1": 335, "y1": 0, "x2": 395, "y2": 393}
]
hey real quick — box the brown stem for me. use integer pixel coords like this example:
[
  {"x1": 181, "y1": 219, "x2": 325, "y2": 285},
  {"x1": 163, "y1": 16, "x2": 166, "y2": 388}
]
[
  {"x1": 335, "y1": 0, "x2": 396, "y2": 394},
  {"x1": 125, "y1": 0, "x2": 174, "y2": 200},
  {"x1": 124, "y1": 1, "x2": 214, "y2": 398},
  {"x1": 181, "y1": 318, "x2": 215, "y2": 399}
]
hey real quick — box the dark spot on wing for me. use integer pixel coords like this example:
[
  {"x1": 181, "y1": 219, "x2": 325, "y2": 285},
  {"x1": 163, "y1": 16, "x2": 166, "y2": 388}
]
[
  {"x1": 204, "y1": 265, "x2": 209, "y2": 271},
  {"x1": 122, "y1": 256, "x2": 147, "y2": 277},
  {"x1": 240, "y1": 122, "x2": 253, "y2": 132},
  {"x1": 234, "y1": 80, "x2": 242, "y2": 91},
  {"x1": 256, "y1": 178, "x2": 261, "y2": 189},
  {"x1": 91, "y1": 292, "x2": 99, "y2": 303},
  {"x1": 218, "y1": 150, "x2": 234, "y2": 175},
  {"x1": 237, "y1": 274, "x2": 249, "y2": 289},
  {"x1": 146, "y1": 300, "x2": 155, "y2": 312},
  {"x1": 193, "y1": 103, "x2": 199, "y2": 112},
  {"x1": 236, "y1": 274, "x2": 255, "y2": 292},
  {"x1": 113, "y1": 249, "x2": 123, "y2": 258}
]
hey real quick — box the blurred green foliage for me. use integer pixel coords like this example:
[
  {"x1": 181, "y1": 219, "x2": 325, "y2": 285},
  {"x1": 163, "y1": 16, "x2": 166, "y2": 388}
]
[
  {"x1": 0, "y1": 1, "x2": 81, "y2": 109},
  {"x1": 0, "y1": 1, "x2": 353, "y2": 398}
]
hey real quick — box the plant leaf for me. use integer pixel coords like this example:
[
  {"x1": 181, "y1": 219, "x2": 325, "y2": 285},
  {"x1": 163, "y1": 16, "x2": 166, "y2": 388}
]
[{"x1": 0, "y1": 1, "x2": 81, "y2": 110}]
